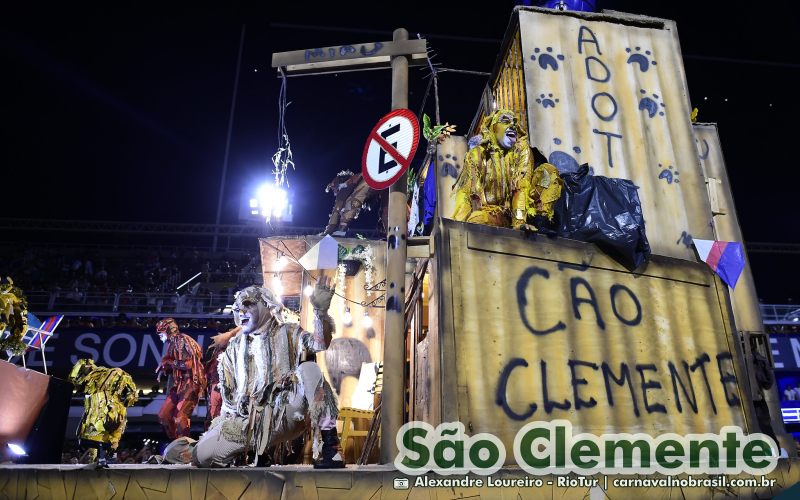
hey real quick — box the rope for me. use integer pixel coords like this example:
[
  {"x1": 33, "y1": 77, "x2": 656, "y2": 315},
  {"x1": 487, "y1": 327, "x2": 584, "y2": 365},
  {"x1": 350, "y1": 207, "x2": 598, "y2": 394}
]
[{"x1": 271, "y1": 68, "x2": 295, "y2": 187}]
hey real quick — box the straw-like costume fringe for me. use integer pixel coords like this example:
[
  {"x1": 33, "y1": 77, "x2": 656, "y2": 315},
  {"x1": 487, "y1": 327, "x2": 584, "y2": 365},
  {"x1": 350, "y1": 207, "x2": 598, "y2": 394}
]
[{"x1": 69, "y1": 359, "x2": 138, "y2": 448}]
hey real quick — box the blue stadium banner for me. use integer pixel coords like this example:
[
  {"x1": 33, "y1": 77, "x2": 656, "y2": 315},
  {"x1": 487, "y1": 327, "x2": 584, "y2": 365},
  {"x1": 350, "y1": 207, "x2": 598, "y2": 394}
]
[
  {"x1": 771, "y1": 334, "x2": 800, "y2": 371},
  {"x1": 11, "y1": 328, "x2": 215, "y2": 382}
]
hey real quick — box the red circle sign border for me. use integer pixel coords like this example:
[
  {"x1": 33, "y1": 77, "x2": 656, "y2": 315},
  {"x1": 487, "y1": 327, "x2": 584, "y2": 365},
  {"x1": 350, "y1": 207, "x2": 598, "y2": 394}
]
[{"x1": 361, "y1": 108, "x2": 420, "y2": 190}]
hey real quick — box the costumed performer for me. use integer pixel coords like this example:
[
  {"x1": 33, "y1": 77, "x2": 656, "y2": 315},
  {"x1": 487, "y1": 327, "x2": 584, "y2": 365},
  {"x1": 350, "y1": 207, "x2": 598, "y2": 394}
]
[
  {"x1": 320, "y1": 170, "x2": 377, "y2": 236},
  {"x1": 68, "y1": 359, "x2": 138, "y2": 466},
  {"x1": 191, "y1": 276, "x2": 344, "y2": 469},
  {"x1": 452, "y1": 109, "x2": 532, "y2": 228},
  {"x1": 155, "y1": 318, "x2": 207, "y2": 439}
]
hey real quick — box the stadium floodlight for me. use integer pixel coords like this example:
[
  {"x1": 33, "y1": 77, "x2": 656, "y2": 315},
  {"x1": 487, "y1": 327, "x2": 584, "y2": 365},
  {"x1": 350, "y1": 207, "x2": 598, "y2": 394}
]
[
  {"x1": 240, "y1": 183, "x2": 293, "y2": 224},
  {"x1": 255, "y1": 182, "x2": 289, "y2": 222},
  {"x1": 7, "y1": 443, "x2": 26, "y2": 456}
]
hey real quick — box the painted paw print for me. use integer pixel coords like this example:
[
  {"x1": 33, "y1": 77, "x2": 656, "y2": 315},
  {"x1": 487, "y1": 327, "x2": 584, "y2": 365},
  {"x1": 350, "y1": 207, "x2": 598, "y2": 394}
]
[
  {"x1": 657, "y1": 163, "x2": 680, "y2": 184},
  {"x1": 531, "y1": 47, "x2": 565, "y2": 71},
  {"x1": 437, "y1": 153, "x2": 460, "y2": 179},
  {"x1": 549, "y1": 138, "x2": 584, "y2": 174},
  {"x1": 639, "y1": 89, "x2": 666, "y2": 118},
  {"x1": 535, "y1": 93, "x2": 559, "y2": 109},
  {"x1": 625, "y1": 47, "x2": 657, "y2": 72}
]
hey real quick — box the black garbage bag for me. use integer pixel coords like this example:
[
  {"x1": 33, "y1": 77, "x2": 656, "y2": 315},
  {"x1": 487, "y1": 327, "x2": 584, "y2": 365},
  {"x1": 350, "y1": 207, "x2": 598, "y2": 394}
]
[{"x1": 555, "y1": 164, "x2": 651, "y2": 270}]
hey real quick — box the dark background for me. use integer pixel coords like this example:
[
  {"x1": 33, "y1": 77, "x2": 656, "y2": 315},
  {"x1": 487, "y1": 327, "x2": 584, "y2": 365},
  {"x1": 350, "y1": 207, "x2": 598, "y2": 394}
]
[{"x1": 2, "y1": 1, "x2": 798, "y2": 301}]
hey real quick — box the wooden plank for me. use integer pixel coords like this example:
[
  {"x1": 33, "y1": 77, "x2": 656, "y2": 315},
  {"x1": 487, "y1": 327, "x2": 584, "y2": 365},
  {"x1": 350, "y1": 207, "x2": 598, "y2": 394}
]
[
  {"x1": 438, "y1": 220, "x2": 460, "y2": 423},
  {"x1": 272, "y1": 39, "x2": 427, "y2": 72}
]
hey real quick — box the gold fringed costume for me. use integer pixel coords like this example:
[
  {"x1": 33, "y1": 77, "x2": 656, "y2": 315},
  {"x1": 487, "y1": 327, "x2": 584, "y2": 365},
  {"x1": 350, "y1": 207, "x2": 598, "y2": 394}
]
[
  {"x1": 68, "y1": 359, "x2": 138, "y2": 449},
  {"x1": 453, "y1": 110, "x2": 532, "y2": 228},
  {"x1": 523, "y1": 161, "x2": 563, "y2": 223}
]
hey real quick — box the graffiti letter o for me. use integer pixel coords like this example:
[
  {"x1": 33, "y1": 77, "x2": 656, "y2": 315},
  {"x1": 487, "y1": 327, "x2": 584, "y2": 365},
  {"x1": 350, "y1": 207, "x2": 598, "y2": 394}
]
[
  {"x1": 591, "y1": 92, "x2": 618, "y2": 122},
  {"x1": 609, "y1": 284, "x2": 642, "y2": 326}
]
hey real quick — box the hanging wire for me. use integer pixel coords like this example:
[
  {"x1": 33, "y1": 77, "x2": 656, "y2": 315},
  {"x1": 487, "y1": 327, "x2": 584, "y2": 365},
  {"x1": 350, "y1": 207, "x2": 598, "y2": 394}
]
[
  {"x1": 271, "y1": 68, "x2": 295, "y2": 187},
  {"x1": 418, "y1": 34, "x2": 441, "y2": 124}
]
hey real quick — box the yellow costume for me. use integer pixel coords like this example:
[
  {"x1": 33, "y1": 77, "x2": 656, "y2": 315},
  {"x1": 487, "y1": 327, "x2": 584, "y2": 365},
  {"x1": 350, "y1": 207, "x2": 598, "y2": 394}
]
[
  {"x1": 453, "y1": 110, "x2": 532, "y2": 228},
  {"x1": 69, "y1": 359, "x2": 138, "y2": 450},
  {"x1": 523, "y1": 161, "x2": 564, "y2": 223}
]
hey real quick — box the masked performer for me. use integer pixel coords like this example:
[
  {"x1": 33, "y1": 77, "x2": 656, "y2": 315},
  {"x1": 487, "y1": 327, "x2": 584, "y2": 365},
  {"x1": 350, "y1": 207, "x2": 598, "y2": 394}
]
[
  {"x1": 69, "y1": 359, "x2": 138, "y2": 466},
  {"x1": 191, "y1": 276, "x2": 343, "y2": 469},
  {"x1": 320, "y1": 170, "x2": 377, "y2": 236},
  {"x1": 155, "y1": 318, "x2": 207, "y2": 439},
  {"x1": 452, "y1": 109, "x2": 532, "y2": 228}
]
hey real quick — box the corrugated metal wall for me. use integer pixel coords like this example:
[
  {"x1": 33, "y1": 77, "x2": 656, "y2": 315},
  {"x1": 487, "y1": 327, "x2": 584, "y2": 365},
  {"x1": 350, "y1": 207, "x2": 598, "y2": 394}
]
[
  {"x1": 440, "y1": 220, "x2": 753, "y2": 462},
  {"x1": 694, "y1": 124, "x2": 762, "y2": 333},
  {"x1": 514, "y1": 8, "x2": 713, "y2": 261},
  {"x1": 694, "y1": 123, "x2": 792, "y2": 450},
  {"x1": 435, "y1": 135, "x2": 467, "y2": 221},
  {"x1": 492, "y1": 28, "x2": 528, "y2": 135}
]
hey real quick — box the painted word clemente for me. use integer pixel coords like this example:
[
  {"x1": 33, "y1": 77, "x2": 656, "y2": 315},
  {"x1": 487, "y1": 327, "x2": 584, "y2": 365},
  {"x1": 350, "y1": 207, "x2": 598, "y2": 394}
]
[{"x1": 496, "y1": 352, "x2": 740, "y2": 420}]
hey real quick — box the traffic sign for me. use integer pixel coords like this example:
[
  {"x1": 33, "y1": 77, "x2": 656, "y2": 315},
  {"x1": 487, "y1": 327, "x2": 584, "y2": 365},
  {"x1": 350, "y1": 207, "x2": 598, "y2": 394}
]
[{"x1": 361, "y1": 109, "x2": 419, "y2": 189}]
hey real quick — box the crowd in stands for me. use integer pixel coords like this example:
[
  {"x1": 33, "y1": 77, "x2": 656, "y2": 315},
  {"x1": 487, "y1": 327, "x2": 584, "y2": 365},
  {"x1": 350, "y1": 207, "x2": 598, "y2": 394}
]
[
  {"x1": 0, "y1": 246, "x2": 261, "y2": 297},
  {"x1": 57, "y1": 315, "x2": 236, "y2": 331},
  {"x1": 767, "y1": 324, "x2": 800, "y2": 334}
]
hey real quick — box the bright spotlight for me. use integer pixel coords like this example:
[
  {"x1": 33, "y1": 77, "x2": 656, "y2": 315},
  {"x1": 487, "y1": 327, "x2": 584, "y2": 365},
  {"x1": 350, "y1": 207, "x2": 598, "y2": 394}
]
[
  {"x1": 276, "y1": 255, "x2": 288, "y2": 270},
  {"x1": 361, "y1": 313, "x2": 373, "y2": 329},
  {"x1": 256, "y1": 183, "x2": 289, "y2": 221},
  {"x1": 271, "y1": 274, "x2": 284, "y2": 296},
  {"x1": 240, "y1": 184, "x2": 293, "y2": 224},
  {"x1": 303, "y1": 284, "x2": 314, "y2": 297},
  {"x1": 342, "y1": 307, "x2": 353, "y2": 327},
  {"x1": 7, "y1": 443, "x2": 26, "y2": 456}
]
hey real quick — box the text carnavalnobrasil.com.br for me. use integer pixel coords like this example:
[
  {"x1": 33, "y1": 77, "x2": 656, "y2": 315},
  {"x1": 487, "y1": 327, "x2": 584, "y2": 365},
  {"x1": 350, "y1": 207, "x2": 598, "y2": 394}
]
[{"x1": 407, "y1": 474, "x2": 776, "y2": 489}]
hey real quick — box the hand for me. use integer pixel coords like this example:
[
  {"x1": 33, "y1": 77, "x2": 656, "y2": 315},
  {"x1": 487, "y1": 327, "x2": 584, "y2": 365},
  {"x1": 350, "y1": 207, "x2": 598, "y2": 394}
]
[
  {"x1": 310, "y1": 275, "x2": 334, "y2": 312},
  {"x1": 209, "y1": 326, "x2": 241, "y2": 349}
]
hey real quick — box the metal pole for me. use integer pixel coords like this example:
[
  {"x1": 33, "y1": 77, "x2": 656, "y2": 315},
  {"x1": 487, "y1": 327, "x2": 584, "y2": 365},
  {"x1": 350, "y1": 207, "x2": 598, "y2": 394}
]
[
  {"x1": 212, "y1": 24, "x2": 246, "y2": 251},
  {"x1": 380, "y1": 27, "x2": 409, "y2": 464}
]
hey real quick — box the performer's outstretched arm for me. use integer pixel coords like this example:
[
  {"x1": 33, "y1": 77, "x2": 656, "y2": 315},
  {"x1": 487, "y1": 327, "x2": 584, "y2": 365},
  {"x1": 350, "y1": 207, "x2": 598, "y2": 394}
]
[{"x1": 304, "y1": 275, "x2": 336, "y2": 352}]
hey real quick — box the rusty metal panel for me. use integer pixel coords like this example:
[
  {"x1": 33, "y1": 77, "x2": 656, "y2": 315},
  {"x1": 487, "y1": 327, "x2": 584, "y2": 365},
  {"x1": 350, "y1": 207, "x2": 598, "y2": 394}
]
[
  {"x1": 694, "y1": 124, "x2": 763, "y2": 333},
  {"x1": 260, "y1": 236, "x2": 385, "y2": 410},
  {"x1": 492, "y1": 28, "x2": 529, "y2": 135},
  {"x1": 516, "y1": 8, "x2": 714, "y2": 261},
  {"x1": 441, "y1": 219, "x2": 753, "y2": 463}
]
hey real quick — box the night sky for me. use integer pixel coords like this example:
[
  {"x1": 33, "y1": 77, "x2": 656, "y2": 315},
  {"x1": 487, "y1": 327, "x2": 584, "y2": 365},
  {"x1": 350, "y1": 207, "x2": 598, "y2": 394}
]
[{"x1": 2, "y1": 1, "x2": 799, "y2": 301}]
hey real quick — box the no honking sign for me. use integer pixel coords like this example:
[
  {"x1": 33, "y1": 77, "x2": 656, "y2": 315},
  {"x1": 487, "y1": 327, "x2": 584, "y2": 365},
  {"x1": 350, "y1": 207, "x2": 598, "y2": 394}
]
[{"x1": 361, "y1": 109, "x2": 419, "y2": 189}]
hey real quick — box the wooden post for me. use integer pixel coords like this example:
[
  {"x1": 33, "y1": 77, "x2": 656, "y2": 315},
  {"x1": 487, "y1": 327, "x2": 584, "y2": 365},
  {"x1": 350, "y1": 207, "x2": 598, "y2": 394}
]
[
  {"x1": 272, "y1": 30, "x2": 426, "y2": 464},
  {"x1": 380, "y1": 27, "x2": 409, "y2": 464}
]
